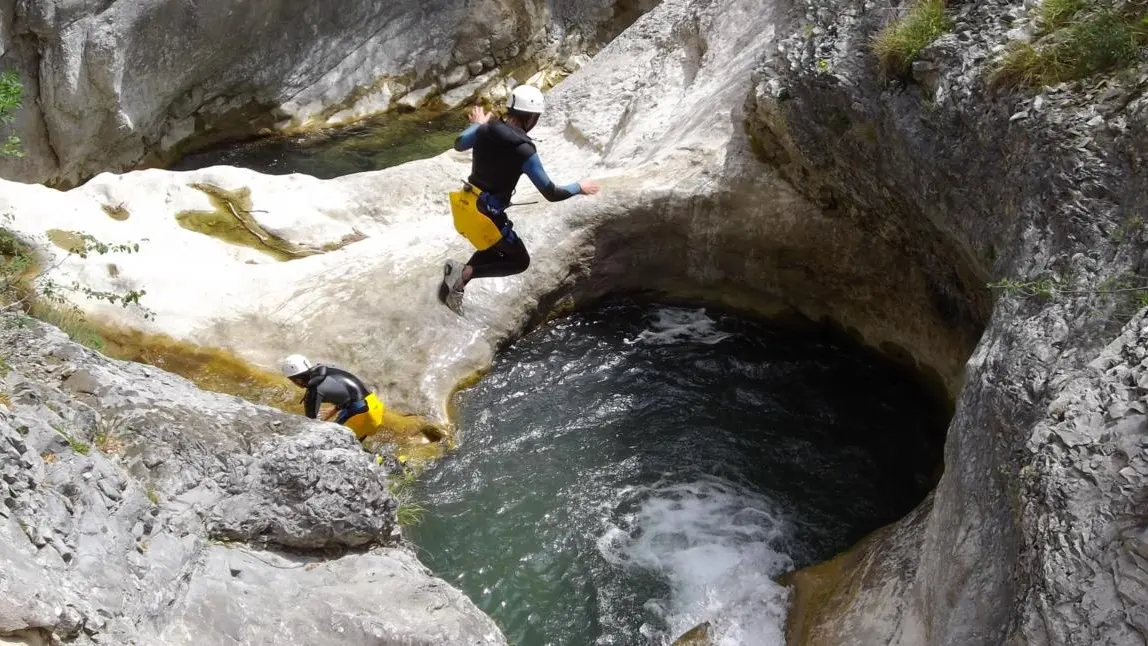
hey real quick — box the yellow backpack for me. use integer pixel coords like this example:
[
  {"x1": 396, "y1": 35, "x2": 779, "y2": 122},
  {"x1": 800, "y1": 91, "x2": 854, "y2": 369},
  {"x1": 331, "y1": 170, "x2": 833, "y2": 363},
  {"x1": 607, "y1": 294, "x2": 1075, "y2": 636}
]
[{"x1": 450, "y1": 184, "x2": 503, "y2": 251}]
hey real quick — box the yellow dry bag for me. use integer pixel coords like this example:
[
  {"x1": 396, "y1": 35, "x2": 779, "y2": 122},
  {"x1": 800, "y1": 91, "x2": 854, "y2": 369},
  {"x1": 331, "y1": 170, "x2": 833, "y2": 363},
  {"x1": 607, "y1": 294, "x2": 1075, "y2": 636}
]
[
  {"x1": 343, "y1": 392, "x2": 386, "y2": 440},
  {"x1": 450, "y1": 184, "x2": 503, "y2": 251}
]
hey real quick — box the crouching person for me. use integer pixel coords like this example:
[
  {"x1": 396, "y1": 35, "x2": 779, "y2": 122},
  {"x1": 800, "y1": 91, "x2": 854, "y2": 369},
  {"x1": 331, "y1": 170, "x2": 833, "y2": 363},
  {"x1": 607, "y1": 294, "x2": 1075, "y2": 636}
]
[{"x1": 280, "y1": 354, "x2": 385, "y2": 440}]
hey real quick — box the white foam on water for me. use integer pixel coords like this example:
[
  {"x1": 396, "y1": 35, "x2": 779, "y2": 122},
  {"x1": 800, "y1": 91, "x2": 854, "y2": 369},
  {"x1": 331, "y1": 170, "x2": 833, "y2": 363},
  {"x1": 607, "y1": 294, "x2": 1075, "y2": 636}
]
[
  {"x1": 624, "y1": 307, "x2": 734, "y2": 346},
  {"x1": 597, "y1": 477, "x2": 794, "y2": 645}
]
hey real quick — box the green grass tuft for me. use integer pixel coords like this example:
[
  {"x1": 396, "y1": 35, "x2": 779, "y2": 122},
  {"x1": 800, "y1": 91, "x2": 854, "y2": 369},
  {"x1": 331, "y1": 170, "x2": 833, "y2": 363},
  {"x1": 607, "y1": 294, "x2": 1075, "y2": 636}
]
[
  {"x1": 993, "y1": 6, "x2": 1148, "y2": 88},
  {"x1": 395, "y1": 501, "x2": 426, "y2": 527},
  {"x1": 387, "y1": 465, "x2": 428, "y2": 527},
  {"x1": 27, "y1": 301, "x2": 106, "y2": 351},
  {"x1": 873, "y1": 0, "x2": 952, "y2": 77},
  {"x1": 1041, "y1": 0, "x2": 1088, "y2": 30},
  {"x1": 52, "y1": 425, "x2": 90, "y2": 455}
]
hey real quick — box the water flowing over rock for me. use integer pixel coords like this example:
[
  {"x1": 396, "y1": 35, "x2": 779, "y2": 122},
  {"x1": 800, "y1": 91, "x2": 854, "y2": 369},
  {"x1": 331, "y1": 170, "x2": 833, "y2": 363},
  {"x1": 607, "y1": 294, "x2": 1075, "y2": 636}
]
[
  {"x1": 0, "y1": 0, "x2": 656, "y2": 187},
  {"x1": 2, "y1": 0, "x2": 1148, "y2": 642},
  {"x1": 0, "y1": 316, "x2": 506, "y2": 645}
]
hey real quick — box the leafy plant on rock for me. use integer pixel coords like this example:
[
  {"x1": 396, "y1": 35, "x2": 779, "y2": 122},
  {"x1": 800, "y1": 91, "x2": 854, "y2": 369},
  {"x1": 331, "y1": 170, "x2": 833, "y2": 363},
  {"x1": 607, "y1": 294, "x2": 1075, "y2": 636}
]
[
  {"x1": 1, "y1": 215, "x2": 154, "y2": 350},
  {"x1": 0, "y1": 70, "x2": 23, "y2": 157},
  {"x1": 0, "y1": 72, "x2": 153, "y2": 346}
]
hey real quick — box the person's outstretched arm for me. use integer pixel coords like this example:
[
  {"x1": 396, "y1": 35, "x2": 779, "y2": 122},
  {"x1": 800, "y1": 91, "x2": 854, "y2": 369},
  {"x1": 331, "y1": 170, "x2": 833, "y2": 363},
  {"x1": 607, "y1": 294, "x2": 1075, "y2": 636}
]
[{"x1": 522, "y1": 153, "x2": 600, "y2": 201}]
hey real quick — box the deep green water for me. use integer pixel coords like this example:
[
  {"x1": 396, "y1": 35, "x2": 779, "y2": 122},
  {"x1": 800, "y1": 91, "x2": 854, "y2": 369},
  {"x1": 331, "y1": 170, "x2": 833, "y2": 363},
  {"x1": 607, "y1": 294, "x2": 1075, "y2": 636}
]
[
  {"x1": 169, "y1": 109, "x2": 466, "y2": 178},
  {"x1": 406, "y1": 300, "x2": 944, "y2": 646}
]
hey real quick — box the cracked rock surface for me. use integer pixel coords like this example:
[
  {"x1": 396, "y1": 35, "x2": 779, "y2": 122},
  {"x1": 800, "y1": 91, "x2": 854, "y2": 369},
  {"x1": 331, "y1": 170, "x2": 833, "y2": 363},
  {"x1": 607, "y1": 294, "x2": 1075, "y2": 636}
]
[{"x1": 0, "y1": 315, "x2": 505, "y2": 645}]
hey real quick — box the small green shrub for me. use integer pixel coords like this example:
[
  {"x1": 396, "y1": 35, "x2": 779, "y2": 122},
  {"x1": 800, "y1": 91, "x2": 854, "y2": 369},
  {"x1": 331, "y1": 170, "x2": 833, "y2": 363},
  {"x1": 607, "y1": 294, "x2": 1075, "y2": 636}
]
[
  {"x1": 0, "y1": 70, "x2": 23, "y2": 157},
  {"x1": 1, "y1": 215, "x2": 152, "y2": 351},
  {"x1": 873, "y1": 0, "x2": 952, "y2": 77}
]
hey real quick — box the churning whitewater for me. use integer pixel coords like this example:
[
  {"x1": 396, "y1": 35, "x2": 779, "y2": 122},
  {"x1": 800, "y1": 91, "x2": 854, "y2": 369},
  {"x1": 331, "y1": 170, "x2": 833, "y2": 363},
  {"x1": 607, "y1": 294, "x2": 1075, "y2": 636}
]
[
  {"x1": 597, "y1": 477, "x2": 794, "y2": 644},
  {"x1": 606, "y1": 307, "x2": 790, "y2": 644},
  {"x1": 408, "y1": 301, "x2": 943, "y2": 645}
]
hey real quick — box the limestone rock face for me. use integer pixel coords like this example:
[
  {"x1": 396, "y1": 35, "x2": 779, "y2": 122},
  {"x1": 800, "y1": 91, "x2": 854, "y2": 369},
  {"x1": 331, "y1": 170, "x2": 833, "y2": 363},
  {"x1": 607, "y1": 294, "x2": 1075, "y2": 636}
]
[
  {"x1": 746, "y1": 0, "x2": 1148, "y2": 642},
  {"x1": 0, "y1": 316, "x2": 506, "y2": 645},
  {"x1": 0, "y1": 0, "x2": 651, "y2": 187}
]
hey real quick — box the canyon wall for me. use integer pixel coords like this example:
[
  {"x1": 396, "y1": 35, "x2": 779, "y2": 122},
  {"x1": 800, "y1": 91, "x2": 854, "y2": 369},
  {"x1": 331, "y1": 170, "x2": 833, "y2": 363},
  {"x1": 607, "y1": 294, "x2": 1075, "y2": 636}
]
[{"x1": 0, "y1": 0, "x2": 657, "y2": 187}]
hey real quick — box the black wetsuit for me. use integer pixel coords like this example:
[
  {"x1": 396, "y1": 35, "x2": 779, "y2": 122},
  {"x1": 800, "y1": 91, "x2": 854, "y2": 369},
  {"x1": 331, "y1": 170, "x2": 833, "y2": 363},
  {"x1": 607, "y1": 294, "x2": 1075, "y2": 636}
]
[
  {"x1": 453, "y1": 119, "x2": 582, "y2": 279},
  {"x1": 299, "y1": 366, "x2": 370, "y2": 423}
]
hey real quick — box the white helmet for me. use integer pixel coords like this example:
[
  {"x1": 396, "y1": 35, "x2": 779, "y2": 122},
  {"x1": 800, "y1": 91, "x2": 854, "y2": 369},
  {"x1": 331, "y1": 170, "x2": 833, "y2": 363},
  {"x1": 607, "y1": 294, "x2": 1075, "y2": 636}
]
[
  {"x1": 508, "y1": 84, "x2": 545, "y2": 115},
  {"x1": 280, "y1": 354, "x2": 312, "y2": 378}
]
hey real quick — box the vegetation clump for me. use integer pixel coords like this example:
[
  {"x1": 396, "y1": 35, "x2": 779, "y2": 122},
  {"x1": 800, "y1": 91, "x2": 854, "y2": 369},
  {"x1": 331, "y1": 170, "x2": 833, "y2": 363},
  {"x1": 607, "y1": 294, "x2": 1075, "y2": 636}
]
[
  {"x1": 53, "y1": 426, "x2": 90, "y2": 456},
  {"x1": 0, "y1": 76, "x2": 155, "y2": 351},
  {"x1": 1041, "y1": 0, "x2": 1089, "y2": 30},
  {"x1": 94, "y1": 417, "x2": 126, "y2": 455},
  {"x1": 2, "y1": 223, "x2": 151, "y2": 351},
  {"x1": 993, "y1": 1, "x2": 1148, "y2": 87},
  {"x1": 873, "y1": 0, "x2": 953, "y2": 77},
  {"x1": 387, "y1": 465, "x2": 427, "y2": 527},
  {"x1": 0, "y1": 71, "x2": 23, "y2": 157}
]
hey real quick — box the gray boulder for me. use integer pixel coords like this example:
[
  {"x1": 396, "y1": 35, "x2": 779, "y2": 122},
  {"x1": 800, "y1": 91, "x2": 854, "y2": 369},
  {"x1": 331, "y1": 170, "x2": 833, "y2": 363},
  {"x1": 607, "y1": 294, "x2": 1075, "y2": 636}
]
[{"x1": 0, "y1": 315, "x2": 505, "y2": 645}]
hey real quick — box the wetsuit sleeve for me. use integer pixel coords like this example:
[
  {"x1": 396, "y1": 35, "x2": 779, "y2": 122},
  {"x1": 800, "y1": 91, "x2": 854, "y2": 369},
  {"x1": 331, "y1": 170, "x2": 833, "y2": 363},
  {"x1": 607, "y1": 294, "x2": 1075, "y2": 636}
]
[
  {"x1": 454, "y1": 123, "x2": 482, "y2": 151},
  {"x1": 303, "y1": 386, "x2": 321, "y2": 419},
  {"x1": 521, "y1": 153, "x2": 582, "y2": 202}
]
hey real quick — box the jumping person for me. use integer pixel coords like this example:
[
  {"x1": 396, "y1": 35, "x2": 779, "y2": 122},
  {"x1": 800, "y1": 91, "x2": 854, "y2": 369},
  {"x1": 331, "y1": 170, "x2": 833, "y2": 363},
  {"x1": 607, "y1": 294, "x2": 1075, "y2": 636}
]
[
  {"x1": 280, "y1": 354, "x2": 386, "y2": 440},
  {"x1": 439, "y1": 84, "x2": 600, "y2": 314}
]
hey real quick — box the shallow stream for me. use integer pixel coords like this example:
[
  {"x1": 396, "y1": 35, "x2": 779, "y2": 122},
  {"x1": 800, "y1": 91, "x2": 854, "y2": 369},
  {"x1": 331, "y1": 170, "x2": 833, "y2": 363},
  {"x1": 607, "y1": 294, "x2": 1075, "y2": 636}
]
[
  {"x1": 406, "y1": 299, "x2": 944, "y2": 645},
  {"x1": 170, "y1": 109, "x2": 465, "y2": 178}
]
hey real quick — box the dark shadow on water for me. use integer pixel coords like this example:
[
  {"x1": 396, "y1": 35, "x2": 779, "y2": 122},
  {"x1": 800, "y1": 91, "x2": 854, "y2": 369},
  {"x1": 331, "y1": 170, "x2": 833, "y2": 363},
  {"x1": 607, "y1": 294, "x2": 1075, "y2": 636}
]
[
  {"x1": 407, "y1": 297, "x2": 948, "y2": 645},
  {"x1": 169, "y1": 109, "x2": 468, "y2": 179}
]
